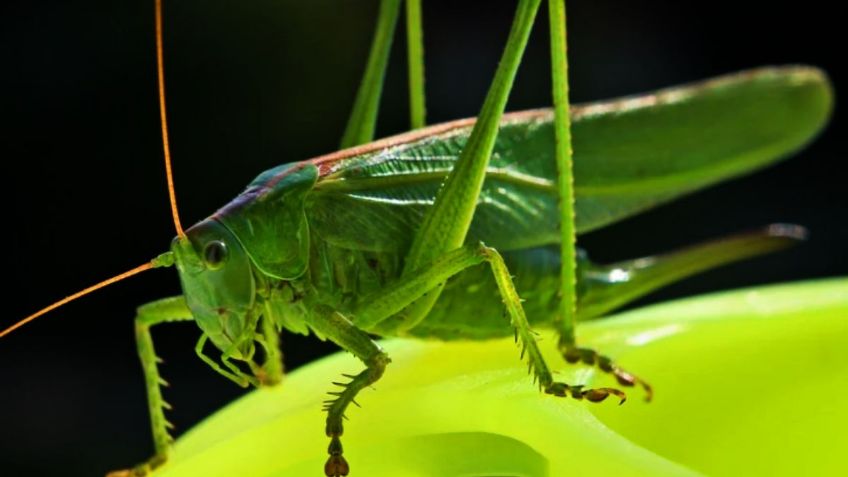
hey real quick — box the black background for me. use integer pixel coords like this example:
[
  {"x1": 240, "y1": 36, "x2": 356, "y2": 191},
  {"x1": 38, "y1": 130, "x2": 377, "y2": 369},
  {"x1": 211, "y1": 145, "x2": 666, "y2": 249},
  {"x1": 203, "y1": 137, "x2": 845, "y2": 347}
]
[{"x1": 2, "y1": 1, "x2": 845, "y2": 475}]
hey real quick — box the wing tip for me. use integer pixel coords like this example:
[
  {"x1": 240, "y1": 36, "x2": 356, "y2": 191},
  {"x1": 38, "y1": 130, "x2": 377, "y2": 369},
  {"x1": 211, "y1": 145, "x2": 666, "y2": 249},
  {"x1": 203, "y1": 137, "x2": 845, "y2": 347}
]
[{"x1": 764, "y1": 223, "x2": 810, "y2": 242}]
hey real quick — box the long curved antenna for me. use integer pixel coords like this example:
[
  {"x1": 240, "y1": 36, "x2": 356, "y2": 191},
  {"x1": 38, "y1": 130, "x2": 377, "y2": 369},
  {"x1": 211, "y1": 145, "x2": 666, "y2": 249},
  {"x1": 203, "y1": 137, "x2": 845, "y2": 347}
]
[
  {"x1": 1, "y1": 262, "x2": 157, "y2": 338},
  {"x1": 3, "y1": 1, "x2": 184, "y2": 338},
  {"x1": 156, "y1": 0, "x2": 185, "y2": 238}
]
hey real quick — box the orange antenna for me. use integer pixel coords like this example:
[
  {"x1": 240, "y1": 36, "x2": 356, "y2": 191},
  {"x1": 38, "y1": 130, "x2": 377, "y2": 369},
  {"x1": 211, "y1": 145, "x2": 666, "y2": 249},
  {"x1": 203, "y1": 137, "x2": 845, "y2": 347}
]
[
  {"x1": 1, "y1": 262, "x2": 158, "y2": 338},
  {"x1": 2, "y1": 3, "x2": 186, "y2": 339},
  {"x1": 156, "y1": 0, "x2": 185, "y2": 238}
]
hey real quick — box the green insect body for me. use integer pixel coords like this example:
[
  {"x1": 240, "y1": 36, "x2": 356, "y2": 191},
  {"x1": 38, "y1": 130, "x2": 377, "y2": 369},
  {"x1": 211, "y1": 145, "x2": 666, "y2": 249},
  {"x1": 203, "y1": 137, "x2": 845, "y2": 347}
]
[
  {"x1": 7, "y1": 1, "x2": 833, "y2": 476},
  {"x1": 179, "y1": 66, "x2": 829, "y2": 341},
  {"x1": 160, "y1": 66, "x2": 829, "y2": 473}
]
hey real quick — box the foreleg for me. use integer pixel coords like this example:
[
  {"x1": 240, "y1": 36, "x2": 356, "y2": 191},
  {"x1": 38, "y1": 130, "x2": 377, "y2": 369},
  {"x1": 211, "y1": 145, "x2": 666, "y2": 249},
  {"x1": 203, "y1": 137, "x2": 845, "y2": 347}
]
[{"x1": 106, "y1": 296, "x2": 194, "y2": 477}]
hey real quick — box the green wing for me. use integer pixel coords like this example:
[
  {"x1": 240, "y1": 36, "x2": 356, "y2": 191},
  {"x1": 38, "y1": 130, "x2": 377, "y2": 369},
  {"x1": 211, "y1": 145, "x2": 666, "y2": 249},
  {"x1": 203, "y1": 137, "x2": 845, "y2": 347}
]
[
  {"x1": 571, "y1": 66, "x2": 831, "y2": 232},
  {"x1": 307, "y1": 66, "x2": 832, "y2": 252}
]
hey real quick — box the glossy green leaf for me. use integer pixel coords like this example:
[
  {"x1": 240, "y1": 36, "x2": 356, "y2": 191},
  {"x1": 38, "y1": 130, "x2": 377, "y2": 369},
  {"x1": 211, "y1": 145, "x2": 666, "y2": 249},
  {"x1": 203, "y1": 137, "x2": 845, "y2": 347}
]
[{"x1": 154, "y1": 278, "x2": 848, "y2": 477}]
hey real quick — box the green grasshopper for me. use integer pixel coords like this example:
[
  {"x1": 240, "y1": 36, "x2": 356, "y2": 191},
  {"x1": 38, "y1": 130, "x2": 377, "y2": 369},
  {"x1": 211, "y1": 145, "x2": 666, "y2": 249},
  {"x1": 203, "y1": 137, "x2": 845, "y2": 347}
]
[{"x1": 2, "y1": 0, "x2": 832, "y2": 476}]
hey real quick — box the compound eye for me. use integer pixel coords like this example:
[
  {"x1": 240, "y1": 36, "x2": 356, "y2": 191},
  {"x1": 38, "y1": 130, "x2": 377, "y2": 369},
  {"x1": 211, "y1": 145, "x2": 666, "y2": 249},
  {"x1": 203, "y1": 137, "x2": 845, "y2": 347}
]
[{"x1": 203, "y1": 240, "x2": 229, "y2": 269}]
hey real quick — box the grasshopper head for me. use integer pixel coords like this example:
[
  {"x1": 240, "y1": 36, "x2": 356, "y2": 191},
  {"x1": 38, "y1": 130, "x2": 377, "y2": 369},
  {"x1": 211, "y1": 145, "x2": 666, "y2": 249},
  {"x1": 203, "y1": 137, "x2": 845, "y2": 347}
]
[{"x1": 172, "y1": 219, "x2": 256, "y2": 359}]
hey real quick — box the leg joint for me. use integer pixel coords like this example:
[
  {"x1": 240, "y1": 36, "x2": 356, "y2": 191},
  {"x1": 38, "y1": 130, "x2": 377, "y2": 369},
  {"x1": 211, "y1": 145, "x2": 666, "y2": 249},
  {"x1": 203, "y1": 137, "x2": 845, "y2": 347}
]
[
  {"x1": 366, "y1": 350, "x2": 391, "y2": 380},
  {"x1": 474, "y1": 241, "x2": 495, "y2": 259}
]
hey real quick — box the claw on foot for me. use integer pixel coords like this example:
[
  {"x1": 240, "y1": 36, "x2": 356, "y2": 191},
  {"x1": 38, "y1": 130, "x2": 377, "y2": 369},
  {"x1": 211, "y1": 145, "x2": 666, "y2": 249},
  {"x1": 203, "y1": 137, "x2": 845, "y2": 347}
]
[
  {"x1": 583, "y1": 387, "x2": 627, "y2": 404},
  {"x1": 563, "y1": 346, "x2": 652, "y2": 402},
  {"x1": 545, "y1": 382, "x2": 627, "y2": 404},
  {"x1": 612, "y1": 366, "x2": 653, "y2": 402}
]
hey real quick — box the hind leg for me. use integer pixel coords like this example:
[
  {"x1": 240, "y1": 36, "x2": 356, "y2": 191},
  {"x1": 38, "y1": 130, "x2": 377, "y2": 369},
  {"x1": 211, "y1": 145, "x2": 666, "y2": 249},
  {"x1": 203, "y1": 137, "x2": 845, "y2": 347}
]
[{"x1": 351, "y1": 243, "x2": 626, "y2": 404}]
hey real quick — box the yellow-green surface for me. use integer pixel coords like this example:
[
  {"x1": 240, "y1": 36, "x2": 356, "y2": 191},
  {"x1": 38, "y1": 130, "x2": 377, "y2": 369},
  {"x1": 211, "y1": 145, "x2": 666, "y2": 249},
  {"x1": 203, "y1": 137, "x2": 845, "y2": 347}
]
[{"x1": 156, "y1": 278, "x2": 847, "y2": 476}]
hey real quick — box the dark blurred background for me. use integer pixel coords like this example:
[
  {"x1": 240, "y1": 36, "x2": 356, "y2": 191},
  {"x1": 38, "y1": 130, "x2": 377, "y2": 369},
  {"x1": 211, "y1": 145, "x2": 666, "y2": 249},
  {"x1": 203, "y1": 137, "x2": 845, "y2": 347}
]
[{"x1": 1, "y1": 0, "x2": 845, "y2": 475}]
